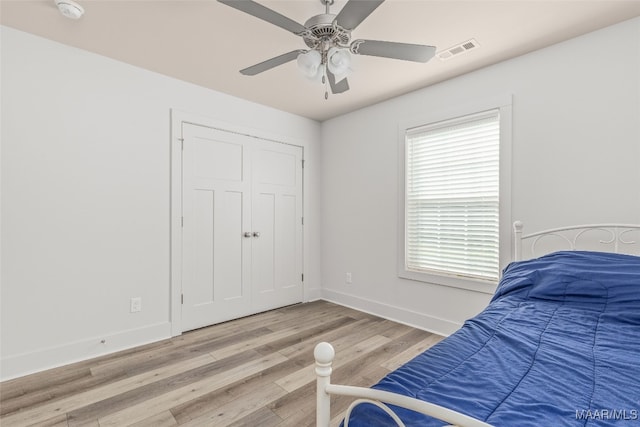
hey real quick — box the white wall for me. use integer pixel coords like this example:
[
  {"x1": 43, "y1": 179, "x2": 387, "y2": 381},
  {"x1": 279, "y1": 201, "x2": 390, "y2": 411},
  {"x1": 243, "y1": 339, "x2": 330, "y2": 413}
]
[
  {"x1": 0, "y1": 26, "x2": 322, "y2": 380},
  {"x1": 320, "y1": 17, "x2": 640, "y2": 335},
  {"x1": 3, "y1": 16, "x2": 639, "y2": 380}
]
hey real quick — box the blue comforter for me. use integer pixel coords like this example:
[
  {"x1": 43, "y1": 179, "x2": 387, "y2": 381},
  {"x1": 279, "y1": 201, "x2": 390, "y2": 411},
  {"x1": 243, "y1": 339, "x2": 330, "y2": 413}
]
[{"x1": 346, "y1": 251, "x2": 640, "y2": 426}]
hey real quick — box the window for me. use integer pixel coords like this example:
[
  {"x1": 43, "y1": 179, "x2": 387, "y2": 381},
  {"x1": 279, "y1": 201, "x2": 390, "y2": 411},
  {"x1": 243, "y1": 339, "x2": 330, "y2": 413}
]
[{"x1": 398, "y1": 97, "x2": 511, "y2": 292}]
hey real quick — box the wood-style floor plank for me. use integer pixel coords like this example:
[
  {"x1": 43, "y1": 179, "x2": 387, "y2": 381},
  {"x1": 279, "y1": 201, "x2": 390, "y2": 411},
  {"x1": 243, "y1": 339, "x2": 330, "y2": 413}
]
[{"x1": 0, "y1": 301, "x2": 444, "y2": 426}]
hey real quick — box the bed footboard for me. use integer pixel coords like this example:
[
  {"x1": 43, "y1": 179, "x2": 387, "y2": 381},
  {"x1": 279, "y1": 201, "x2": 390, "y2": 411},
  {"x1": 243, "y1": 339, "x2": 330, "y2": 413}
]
[{"x1": 314, "y1": 342, "x2": 494, "y2": 427}]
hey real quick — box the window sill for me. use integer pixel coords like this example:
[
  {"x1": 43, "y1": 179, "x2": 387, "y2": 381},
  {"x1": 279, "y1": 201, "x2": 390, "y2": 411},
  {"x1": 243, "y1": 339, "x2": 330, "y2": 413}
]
[{"x1": 398, "y1": 268, "x2": 498, "y2": 294}]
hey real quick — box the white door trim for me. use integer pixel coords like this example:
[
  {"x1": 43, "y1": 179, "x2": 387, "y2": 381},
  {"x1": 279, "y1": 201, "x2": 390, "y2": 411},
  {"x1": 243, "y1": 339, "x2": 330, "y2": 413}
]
[{"x1": 170, "y1": 109, "x2": 306, "y2": 336}]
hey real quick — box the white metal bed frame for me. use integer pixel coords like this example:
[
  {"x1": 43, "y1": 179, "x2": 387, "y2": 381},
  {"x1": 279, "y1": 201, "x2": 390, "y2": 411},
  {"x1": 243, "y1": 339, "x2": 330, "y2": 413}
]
[
  {"x1": 513, "y1": 221, "x2": 640, "y2": 261},
  {"x1": 315, "y1": 221, "x2": 640, "y2": 427}
]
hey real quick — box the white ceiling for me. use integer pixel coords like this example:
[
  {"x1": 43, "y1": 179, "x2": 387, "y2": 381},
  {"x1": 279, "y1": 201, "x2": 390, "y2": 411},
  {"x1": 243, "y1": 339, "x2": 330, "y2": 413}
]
[{"x1": 2, "y1": 0, "x2": 640, "y2": 121}]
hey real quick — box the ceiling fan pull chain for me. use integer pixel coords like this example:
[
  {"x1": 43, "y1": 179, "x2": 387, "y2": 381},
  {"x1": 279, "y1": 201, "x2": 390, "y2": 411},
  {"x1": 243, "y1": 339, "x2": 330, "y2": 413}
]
[
  {"x1": 320, "y1": 46, "x2": 329, "y2": 100},
  {"x1": 324, "y1": 66, "x2": 329, "y2": 100}
]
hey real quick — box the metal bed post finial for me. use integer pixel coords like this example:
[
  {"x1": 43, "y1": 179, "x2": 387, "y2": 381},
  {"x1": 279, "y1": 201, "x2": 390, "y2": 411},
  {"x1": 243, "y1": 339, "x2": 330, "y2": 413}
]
[
  {"x1": 315, "y1": 342, "x2": 335, "y2": 427},
  {"x1": 513, "y1": 221, "x2": 523, "y2": 261}
]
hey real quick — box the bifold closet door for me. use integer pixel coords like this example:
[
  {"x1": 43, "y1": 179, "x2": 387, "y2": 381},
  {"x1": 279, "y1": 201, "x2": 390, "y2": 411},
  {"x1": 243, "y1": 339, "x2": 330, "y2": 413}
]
[
  {"x1": 251, "y1": 142, "x2": 303, "y2": 313},
  {"x1": 181, "y1": 123, "x2": 303, "y2": 332},
  {"x1": 181, "y1": 124, "x2": 252, "y2": 331}
]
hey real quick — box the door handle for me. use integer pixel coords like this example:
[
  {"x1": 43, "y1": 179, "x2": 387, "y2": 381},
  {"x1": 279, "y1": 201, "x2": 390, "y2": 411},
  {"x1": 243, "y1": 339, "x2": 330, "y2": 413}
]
[
  {"x1": 253, "y1": 232, "x2": 261, "y2": 238},
  {"x1": 244, "y1": 232, "x2": 252, "y2": 238}
]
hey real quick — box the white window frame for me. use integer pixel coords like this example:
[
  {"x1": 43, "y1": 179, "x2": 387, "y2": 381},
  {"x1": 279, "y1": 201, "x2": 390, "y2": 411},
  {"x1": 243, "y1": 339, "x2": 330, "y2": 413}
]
[{"x1": 397, "y1": 95, "x2": 512, "y2": 294}]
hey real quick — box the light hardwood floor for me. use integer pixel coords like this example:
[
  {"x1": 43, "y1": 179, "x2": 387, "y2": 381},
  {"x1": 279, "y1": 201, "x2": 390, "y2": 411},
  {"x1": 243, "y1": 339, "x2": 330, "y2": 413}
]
[{"x1": 0, "y1": 301, "x2": 444, "y2": 427}]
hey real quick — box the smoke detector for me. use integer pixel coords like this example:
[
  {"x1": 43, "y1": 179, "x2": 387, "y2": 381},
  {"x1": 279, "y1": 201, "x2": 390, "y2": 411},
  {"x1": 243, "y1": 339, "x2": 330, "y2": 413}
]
[{"x1": 55, "y1": 0, "x2": 84, "y2": 19}]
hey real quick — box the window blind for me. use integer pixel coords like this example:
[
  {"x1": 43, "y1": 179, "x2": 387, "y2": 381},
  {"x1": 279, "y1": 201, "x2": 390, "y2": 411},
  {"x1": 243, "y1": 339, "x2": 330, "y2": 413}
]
[{"x1": 405, "y1": 109, "x2": 500, "y2": 282}]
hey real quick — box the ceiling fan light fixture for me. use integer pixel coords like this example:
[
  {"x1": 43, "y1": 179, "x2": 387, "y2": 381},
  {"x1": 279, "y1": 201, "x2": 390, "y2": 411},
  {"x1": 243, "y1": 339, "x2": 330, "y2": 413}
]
[
  {"x1": 297, "y1": 50, "x2": 323, "y2": 79},
  {"x1": 55, "y1": 0, "x2": 84, "y2": 19},
  {"x1": 327, "y1": 47, "x2": 351, "y2": 80}
]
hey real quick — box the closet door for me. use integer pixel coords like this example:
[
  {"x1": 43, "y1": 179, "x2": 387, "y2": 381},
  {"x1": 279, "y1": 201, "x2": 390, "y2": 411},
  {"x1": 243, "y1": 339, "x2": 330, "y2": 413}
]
[
  {"x1": 251, "y1": 141, "x2": 304, "y2": 313},
  {"x1": 181, "y1": 123, "x2": 303, "y2": 332},
  {"x1": 181, "y1": 124, "x2": 252, "y2": 331}
]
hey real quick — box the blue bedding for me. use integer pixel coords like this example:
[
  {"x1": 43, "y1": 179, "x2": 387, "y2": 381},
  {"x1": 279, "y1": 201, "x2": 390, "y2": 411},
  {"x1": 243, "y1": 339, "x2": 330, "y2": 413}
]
[{"x1": 345, "y1": 251, "x2": 640, "y2": 426}]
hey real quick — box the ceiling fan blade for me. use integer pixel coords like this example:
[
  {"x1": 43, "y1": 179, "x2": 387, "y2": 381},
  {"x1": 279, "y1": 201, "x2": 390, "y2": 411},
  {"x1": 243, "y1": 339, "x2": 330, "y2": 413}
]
[
  {"x1": 334, "y1": 0, "x2": 384, "y2": 30},
  {"x1": 218, "y1": 0, "x2": 307, "y2": 35},
  {"x1": 240, "y1": 50, "x2": 305, "y2": 76},
  {"x1": 327, "y1": 71, "x2": 350, "y2": 94},
  {"x1": 352, "y1": 39, "x2": 436, "y2": 62}
]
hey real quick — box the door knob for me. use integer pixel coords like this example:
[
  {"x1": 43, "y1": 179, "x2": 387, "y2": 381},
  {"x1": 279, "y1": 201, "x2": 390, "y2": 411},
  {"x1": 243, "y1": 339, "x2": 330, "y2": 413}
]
[
  {"x1": 244, "y1": 232, "x2": 252, "y2": 238},
  {"x1": 253, "y1": 231, "x2": 261, "y2": 238}
]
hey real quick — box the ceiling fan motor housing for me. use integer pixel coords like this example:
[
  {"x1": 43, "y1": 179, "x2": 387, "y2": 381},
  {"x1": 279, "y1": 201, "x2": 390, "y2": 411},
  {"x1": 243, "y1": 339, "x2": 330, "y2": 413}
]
[{"x1": 302, "y1": 14, "x2": 351, "y2": 48}]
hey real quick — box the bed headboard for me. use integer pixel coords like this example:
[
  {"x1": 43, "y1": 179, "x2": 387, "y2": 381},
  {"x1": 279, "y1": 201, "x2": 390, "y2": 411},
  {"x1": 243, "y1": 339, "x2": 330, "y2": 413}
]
[{"x1": 514, "y1": 221, "x2": 640, "y2": 261}]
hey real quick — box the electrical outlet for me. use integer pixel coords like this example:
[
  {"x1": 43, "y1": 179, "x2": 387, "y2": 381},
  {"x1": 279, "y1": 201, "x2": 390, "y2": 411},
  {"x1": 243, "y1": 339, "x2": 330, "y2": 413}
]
[
  {"x1": 345, "y1": 272, "x2": 352, "y2": 284},
  {"x1": 130, "y1": 297, "x2": 142, "y2": 313}
]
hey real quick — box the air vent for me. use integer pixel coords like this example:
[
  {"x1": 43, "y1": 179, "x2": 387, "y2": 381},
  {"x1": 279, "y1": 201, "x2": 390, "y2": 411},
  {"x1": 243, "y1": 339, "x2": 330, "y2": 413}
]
[{"x1": 436, "y1": 39, "x2": 479, "y2": 61}]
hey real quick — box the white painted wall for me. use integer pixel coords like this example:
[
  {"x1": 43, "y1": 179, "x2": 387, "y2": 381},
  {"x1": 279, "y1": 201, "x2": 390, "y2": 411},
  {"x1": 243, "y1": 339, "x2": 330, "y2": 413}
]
[
  {"x1": 2, "y1": 16, "x2": 639, "y2": 380},
  {"x1": 0, "y1": 26, "x2": 322, "y2": 380},
  {"x1": 320, "y1": 17, "x2": 640, "y2": 335}
]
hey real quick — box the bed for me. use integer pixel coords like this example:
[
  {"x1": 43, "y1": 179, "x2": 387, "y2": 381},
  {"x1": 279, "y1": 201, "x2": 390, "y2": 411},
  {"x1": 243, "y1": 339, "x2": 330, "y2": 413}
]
[{"x1": 315, "y1": 222, "x2": 640, "y2": 426}]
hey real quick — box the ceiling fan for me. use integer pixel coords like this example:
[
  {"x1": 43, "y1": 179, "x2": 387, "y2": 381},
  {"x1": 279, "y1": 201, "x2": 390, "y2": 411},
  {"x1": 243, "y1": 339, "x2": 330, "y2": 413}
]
[{"x1": 218, "y1": 0, "x2": 436, "y2": 98}]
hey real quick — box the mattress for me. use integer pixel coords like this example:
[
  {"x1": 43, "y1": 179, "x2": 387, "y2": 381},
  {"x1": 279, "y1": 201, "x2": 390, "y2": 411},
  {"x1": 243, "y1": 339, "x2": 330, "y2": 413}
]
[{"x1": 345, "y1": 251, "x2": 640, "y2": 426}]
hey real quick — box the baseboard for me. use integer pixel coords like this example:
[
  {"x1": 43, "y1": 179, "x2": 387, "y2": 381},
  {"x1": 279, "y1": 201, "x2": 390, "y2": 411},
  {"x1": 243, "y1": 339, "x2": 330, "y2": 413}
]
[
  {"x1": 0, "y1": 294, "x2": 461, "y2": 380},
  {"x1": 320, "y1": 289, "x2": 462, "y2": 337},
  {"x1": 1, "y1": 322, "x2": 172, "y2": 381}
]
